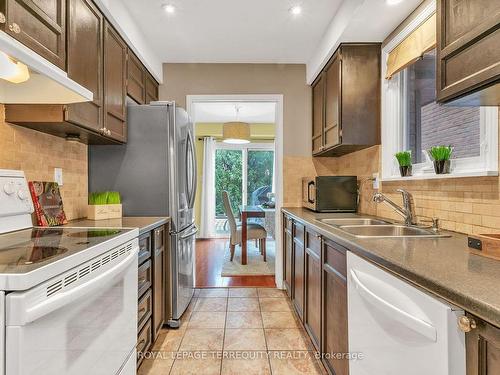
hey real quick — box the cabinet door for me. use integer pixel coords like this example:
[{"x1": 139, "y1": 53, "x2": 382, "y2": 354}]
[
  {"x1": 292, "y1": 222, "x2": 305, "y2": 320},
  {"x1": 436, "y1": 0, "x2": 500, "y2": 104},
  {"x1": 145, "y1": 72, "x2": 159, "y2": 103},
  {"x1": 322, "y1": 239, "x2": 348, "y2": 375},
  {"x1": 152, "y1": 226, "x2": 165, "y2": 340},
  {"x1": 103, "y1": 21, "x2": 127, "y2": 142},
  {"x1": 312, "y1": 74, "x2": 324, "y2": 155},
  {"x1": 466, "y1": 314, "x2": 500, "y2": 375},
  {"x1": 65, "y1": 0, "x2": 103, "y2": 133},
  {"x1": 324, "y1": 52, "x2": 341, "y2": 150},
  {"x1": 283, "y1": 214, "x2": 293, "y2": 298},
  {"x1": 3, "y1": 0, "x2": 65, "y2": 69},
  {"x1": 304, "y1": 228, "x2": 321, "y2": 350},
  {"x1": 127, "y1": 50, "x2": 146, "y2": 104}
]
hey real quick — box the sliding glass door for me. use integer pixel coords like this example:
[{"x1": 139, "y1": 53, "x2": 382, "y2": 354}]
[{"x1": 214, "y1": 143, "x2": 275, "y2": 234}]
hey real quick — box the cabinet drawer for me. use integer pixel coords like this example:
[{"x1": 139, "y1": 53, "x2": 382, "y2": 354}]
[
  {"x1": 136, "y1": 319, "x2": 152, "y2": 367},
  {"x1": 138, "y1": 233, "x2": 151, "y2": 265},
  {"x1": 138, "y1": 260, "x2": 152, "y2": 298},
  {"x1": 294, "y1": 222, "x2": 305, "y2": 244},
  {"x1": 324, "y1": 239, "x2": 347, "y2": 278},
  {"x1": 138, "y1": 289, "x2": 152, "y2": 331},
  {"x1": 305, "y1": 229, "x2": 321, "y2": 258}
]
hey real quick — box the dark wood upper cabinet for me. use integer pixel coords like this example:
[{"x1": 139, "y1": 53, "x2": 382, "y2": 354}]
[
  {"x1": 311, "y1": 43, "x2": 381, "y2": 157},
  {"x1": 1, "y1": 0, "x2": 66, "y2": 69},
  {"x1": 465, "y1": 313, "x2": 500, "y2": 375},
  {"x1": 304, "y1": 228, "x2": 321, "y2": 350},
  {"x1": 436, "y1": 0, "x2": 500, "y2": 105},
  {"x1": 127, "y1": 50, "x2": 146, "y2": 104},
  {"x1": 292, "y1": 221, "x2": 305, "y2": 321},
  {"x1": 145, "y1": 71, "x2": 159, "y2": 103},
  {"x1": 322, "y1": 238, "x2": 349, "y2": 375},
  {"x1": 312, "y1": 74, "x2": 325, "y2": 154},
  {"x1": 65, "y1": 0, "x2": 103, "y2": 133},
  {"x1": 103, "y1": 21, "x2": 127, "y2": 143}
]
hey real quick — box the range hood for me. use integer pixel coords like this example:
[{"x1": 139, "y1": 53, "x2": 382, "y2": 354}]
[{"x1": 0, "y1": 31, "x2": 92, "y2": 104}]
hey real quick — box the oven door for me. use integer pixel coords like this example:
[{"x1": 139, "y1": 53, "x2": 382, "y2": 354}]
[{"x1": 5, "y1": 242, "x2": 138, "y2": 375}]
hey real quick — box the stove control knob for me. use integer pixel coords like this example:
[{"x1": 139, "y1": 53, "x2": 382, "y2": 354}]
[
  {"x1": 3, "y1": 183, "x2": 15, "y2": 195},
  {"x1": 17, "y1": 189, "x2": 29, "y2": 200}
]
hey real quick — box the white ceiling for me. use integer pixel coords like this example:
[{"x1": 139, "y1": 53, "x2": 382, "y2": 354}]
[
  {"x1": 193, "y1": 102, "x2": 276, "y2": 123},
  {"x1": 121, "y1": 0, "x2": 343, "y2": 63}
]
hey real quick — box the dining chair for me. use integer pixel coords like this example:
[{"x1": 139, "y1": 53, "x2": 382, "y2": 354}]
[{"x1": 222, "y1": 191, "x2": 267, "y2": 262}]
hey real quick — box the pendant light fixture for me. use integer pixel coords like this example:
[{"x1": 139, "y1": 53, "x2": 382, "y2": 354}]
[{"x1": 222, "y1": 105, "x2": 250, "y2": 144}]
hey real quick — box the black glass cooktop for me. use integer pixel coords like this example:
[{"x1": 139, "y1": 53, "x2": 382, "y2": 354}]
[{"x1": 0, "y1": 227, "x2": 130, "y2": 271}]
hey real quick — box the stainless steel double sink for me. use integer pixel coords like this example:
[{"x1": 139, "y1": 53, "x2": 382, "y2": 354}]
[{"x1": 319, "y1": 217, "x2": 450, "y2": 239}]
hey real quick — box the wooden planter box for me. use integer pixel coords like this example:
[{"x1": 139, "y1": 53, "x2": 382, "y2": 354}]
[{"x1": 87, "y1": 204, "x2": 123, "y2": 220}]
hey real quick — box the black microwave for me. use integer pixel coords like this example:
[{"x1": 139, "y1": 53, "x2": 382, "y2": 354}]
[{"x1": 302, "y1": 176, "x2": 358, "y2": 212}]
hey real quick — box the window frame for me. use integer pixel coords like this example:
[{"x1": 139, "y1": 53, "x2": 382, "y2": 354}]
[{"x1": 381, "y1": 1, "x2": 498, "y2": 181}]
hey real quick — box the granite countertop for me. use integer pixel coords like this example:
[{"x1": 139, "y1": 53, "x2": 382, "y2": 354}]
[
  {"x1": 283, "y1": 207, "x2": 500, "y2": 328},
  {"x1": 65, "y1": 217, "x2": 170, "y2": 235}
]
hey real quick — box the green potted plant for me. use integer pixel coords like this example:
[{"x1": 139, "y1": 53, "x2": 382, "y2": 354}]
[
  {"x1": 395, "y1": 151, "x2": 412, "y2": 177},
  {"x1": 429, "y1": 146, "x2": 453, "y2": 174},
  {"x1": 87, "y1": 191, "x2": 122, "y2": 220}
]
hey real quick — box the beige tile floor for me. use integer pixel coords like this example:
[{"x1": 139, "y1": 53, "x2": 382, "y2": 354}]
[{"x1": 138, "y1": 287, "x2": 327, "y2": 375}]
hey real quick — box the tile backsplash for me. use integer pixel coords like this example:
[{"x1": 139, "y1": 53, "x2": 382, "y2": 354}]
[
  {"x1": 0, "y1": 105, "x2": 87, "y2": 220},
  {"x1": 319, "y1": 144, "x2": 500, "y2": 235},
  {"x1": 285, "y1": 138, "x2": 500, "y2": 235}
]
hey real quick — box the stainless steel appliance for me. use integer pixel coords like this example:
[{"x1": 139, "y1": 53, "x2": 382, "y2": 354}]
[
  {"x1": 89, "y1": 102, "x2": 197, "y2": 327},
  {"x1": 302, "y1": 176, "x2": 358, "y2": 212}
]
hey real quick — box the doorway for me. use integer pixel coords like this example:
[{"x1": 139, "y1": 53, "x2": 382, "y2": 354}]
[{"x1": 187, "y1": 95, "x2": 284, "y2": 288}]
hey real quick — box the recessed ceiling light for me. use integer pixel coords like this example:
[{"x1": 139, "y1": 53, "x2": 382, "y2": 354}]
[
  {"x1": 162, "y1": 4, "x2": 175, "y2": 13},
  {"x1": 386, "y1": 0, "x2": 404, "y2": 5},
  {"x1": 289, "y1": 5, "x2": 302, "y2": 16}
]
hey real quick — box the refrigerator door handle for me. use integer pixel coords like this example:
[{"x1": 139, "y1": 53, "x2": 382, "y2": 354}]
[
  {"x1": 185, "y1": 129, "x2": 197, "y2": 209},
  {"x1": 180, "y1": 225, "x2": 198, "y2": 239}
]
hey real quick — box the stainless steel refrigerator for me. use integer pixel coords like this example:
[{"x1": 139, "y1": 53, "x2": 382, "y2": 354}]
[{"x1": 89, "y1": 102, "x2": 196, "y2": 327}]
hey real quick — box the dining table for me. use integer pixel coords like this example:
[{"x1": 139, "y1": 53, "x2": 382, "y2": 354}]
[{"x1": 238, "y1": 205, "x2": 266, "y2": 265}]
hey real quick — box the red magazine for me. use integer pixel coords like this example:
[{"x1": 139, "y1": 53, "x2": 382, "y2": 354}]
[{"x1": 28, "y1": 181, "x2": 68, "y2": 226}]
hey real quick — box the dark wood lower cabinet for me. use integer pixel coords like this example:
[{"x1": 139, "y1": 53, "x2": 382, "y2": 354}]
[
  {"x1": 466, "y1": 313, "x2": 500, "y2": 375},
  {"x1": 322, "y1": 239, "x2": 349, "y2": 375},
  {"x1": 152, "y1": 225, "x2": 166, "y2": 341},
  {"x1": 292, "y1": 222, "x2": 305, "y2": 320},
  {"x1": 283, "y1": 214, "x2": 293, "y2": 298},
  {"x1": 283, "y1": 214, "x2": 348, "y2": 375},
  {"x1": 137, "y1": 223, "x2": 168, "y2": 368},
  {"x1": 304, "y1": 228, "x2": 322, "y2": 350}
]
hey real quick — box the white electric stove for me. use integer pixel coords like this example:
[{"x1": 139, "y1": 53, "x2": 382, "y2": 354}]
[{"x1": 0, "y1": 170, "x2": 139, "y2": 375}]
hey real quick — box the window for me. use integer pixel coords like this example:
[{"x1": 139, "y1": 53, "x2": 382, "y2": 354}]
[
  {"x1": 402, "y1": 50, "x2": 481, "y2": 164},
  {"x1": 382, "y1": 9, "x2": 498, "y2": 180},
  {"x1": 214, "y1": 143, "x2": 275, "y2": 217}
]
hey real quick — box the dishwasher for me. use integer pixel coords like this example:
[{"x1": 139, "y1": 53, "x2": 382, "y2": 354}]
[{"x1": 347, "y1": 252, "x2": 466, "y2": 375}]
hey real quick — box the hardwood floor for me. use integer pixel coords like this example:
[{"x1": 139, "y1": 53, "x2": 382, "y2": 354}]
[{"x1": 196, "y1": 239, "x2": 276, "y2": 288}]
